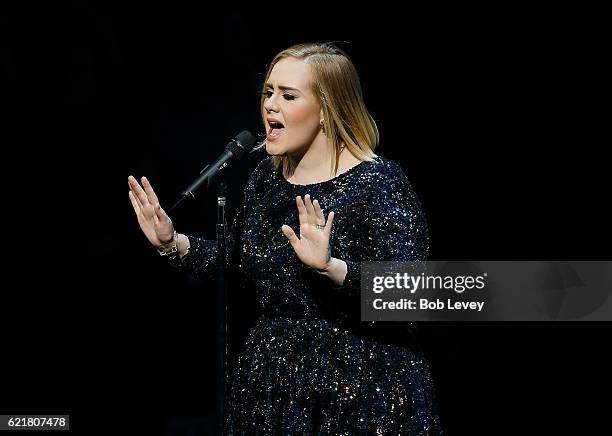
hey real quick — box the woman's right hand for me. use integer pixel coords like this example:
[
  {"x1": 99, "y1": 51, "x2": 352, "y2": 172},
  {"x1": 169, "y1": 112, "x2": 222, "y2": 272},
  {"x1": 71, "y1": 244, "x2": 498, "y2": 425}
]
[{"x1": 128, "y1": 175, "x2": 174, "y2": 247}]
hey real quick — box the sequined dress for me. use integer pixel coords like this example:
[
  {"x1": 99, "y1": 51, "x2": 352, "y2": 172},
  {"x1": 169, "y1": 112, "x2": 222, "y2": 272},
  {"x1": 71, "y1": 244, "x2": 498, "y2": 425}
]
[{"x1": 179, "y1": 155, "x2": 444, "y2": 434}]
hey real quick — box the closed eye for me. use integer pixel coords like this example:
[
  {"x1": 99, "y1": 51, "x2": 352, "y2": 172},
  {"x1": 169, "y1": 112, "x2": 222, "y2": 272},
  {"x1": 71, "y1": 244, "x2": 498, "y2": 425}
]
[{"x1": 262, "y1": 90, "x2": 296, "y2": 101}]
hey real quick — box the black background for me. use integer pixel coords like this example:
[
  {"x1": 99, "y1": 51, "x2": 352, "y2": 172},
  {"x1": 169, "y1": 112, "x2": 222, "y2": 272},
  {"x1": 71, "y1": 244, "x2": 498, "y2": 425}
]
[{"x1": 3, "y1": 2, "x2": 610, "y2": 435}]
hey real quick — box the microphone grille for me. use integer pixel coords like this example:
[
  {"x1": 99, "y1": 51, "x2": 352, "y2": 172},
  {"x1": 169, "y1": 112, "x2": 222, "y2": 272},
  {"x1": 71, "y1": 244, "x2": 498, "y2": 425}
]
[{"x1": 229, "y1": 130, "x2": 257, "y2": 158}]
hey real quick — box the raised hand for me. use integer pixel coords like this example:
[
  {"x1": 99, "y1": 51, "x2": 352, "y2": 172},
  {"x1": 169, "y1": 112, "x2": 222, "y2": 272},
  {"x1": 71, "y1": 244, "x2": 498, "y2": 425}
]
[
  {"x1": 128, "y1": 175, "x2": 174, "y2": 247},
  {"x1": 281, "y1": 194, "x2": 335, "y2": 271}
]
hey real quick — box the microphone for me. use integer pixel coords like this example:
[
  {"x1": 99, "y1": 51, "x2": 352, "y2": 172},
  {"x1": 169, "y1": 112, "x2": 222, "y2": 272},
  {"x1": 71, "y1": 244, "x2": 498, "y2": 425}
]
[{"x1": 168, "y1": 130, "x2": 257, "y2": 212}]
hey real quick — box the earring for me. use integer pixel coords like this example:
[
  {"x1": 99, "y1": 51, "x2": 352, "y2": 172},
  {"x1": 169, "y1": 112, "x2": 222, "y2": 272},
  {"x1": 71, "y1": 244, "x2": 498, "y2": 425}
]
[{"x1": 320, "y1": 120, "x2": 326, "y2": 135}]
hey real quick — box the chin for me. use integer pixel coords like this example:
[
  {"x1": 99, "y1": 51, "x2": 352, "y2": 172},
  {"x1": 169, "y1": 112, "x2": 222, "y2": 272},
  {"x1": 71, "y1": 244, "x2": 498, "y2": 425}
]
[{"x1": 265, "y1": 142, "x2": 286, "y2": 156}]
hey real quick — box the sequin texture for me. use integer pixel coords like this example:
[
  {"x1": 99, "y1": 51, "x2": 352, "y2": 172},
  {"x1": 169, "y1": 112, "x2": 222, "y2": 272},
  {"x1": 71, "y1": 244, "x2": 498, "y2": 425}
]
[{"x1": 179, "y1": 155, "x2": 443, "y2": 434}]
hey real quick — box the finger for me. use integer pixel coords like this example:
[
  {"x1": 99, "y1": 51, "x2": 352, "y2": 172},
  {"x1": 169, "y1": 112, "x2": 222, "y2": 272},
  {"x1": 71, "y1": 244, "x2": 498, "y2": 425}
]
[
  {"x1": 324, "y1": 211, "x2": 335, "y2": 238},
  {"x1": 296, "y1": 196, "x2": 308, "y2": 228},
  {"x1": 128, "y1": 177, "x2": 144, "y2": 209},
  {"x1": 154, "y1": 202, "x2": 169, "y2": 223},
  {"x1": 128, "y1": 175, "x2": 150, "y2": 207},
  {"x1": 313, "y1": 199, "x2": 325, "y2": 224},
  {"x1": 303, "y1": 194, "x2": 316, "y2": 225},
  {"x1": 281, "y1": 224, "x2": 300, "y2": 248},
  {"x1": 128, "y1": 176, "x2": 143, "y2": 206},
  {"x1": 142, "y1": 176, "x2": 160, "y2": 205},
  {"x1": 128, "y1": 190, "x2": 143, "y2": 215}
]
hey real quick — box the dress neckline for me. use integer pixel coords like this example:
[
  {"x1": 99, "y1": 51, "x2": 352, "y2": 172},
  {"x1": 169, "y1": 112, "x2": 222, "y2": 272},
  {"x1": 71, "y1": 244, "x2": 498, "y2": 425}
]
[{"x1": 277, "y1": 157, "x2": 375, "y2": 188}]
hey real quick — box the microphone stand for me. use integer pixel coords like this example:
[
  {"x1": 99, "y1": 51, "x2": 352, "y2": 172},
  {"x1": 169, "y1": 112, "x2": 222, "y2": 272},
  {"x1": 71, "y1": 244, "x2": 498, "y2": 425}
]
[
  {"x1": 215, "y1": 182, "x2": 229, "y2": 434},
  {"x1": 168, "y1": 170, "x2": 233, "y2": 433},
  {"x1": 164, "y1": 133, "x2": 256, "y2": 432}
]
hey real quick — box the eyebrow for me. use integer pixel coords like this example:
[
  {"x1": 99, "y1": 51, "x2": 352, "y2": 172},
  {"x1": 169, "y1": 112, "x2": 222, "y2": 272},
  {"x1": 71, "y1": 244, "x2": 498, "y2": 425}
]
[{"x1": 264, "y1": 82, "x2": 302, "y2": 94}]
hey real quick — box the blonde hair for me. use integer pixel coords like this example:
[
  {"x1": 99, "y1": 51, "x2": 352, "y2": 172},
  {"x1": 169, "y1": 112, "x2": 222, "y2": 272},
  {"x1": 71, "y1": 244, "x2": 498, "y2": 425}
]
[{"x1": 259, "y1": 42, "x2": 379, "y2": 176}]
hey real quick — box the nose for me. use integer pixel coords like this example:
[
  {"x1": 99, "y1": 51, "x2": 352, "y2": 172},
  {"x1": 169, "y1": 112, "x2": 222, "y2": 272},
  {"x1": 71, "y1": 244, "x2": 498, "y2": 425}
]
[{"x1": 264, "y1": 93, "x2": 279, "y2": 113}]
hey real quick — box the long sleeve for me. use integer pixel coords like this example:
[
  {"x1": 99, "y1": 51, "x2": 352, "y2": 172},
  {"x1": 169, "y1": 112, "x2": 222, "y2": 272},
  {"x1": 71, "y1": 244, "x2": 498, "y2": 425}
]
[
  {"x1": 300, "y1": 161, "x2": 429, "y2": 344},
  {"x1": 335, "y1": 161, "x2": 430, "y2": 296}
]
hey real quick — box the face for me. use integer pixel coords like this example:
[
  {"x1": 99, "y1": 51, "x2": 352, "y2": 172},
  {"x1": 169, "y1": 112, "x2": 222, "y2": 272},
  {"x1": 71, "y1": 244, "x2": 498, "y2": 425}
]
[{"x1": 262, "y1": 57, "x2": 323, "y2": 156}]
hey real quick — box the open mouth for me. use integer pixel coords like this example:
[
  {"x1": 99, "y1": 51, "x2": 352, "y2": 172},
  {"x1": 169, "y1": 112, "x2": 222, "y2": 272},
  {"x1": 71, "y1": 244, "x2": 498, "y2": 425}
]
[{"x1": 267, "y1": 120, "x2": 285, "y2": 141}]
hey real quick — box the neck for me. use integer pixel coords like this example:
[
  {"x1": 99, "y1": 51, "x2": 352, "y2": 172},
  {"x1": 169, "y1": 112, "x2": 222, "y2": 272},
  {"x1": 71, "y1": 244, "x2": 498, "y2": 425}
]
[{"x1": 285, "y1": 133, "x2": 338, "y2": 184}]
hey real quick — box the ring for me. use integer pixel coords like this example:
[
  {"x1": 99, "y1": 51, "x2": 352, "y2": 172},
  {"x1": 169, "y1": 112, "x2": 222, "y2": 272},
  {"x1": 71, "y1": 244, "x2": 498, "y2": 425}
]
[{"x1": 315, "y1": 224, "x2": 325, "y2": 230}]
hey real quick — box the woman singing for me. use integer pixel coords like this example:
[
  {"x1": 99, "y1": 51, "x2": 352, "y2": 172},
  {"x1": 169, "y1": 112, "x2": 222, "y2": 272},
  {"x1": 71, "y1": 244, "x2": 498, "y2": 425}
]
[{"x1": 128, "y1": 42, "x2": 443, "y2": 434}]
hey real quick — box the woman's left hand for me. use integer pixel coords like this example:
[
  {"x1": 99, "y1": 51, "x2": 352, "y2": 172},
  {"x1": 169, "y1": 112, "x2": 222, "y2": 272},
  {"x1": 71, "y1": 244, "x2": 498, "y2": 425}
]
[{"x1": 281, "y1": 194, "x2": 335, "y2": 271}]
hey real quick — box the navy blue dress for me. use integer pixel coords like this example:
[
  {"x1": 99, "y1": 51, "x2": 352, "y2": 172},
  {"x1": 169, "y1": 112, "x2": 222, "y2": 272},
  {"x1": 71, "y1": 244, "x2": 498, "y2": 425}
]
[{"x1": 179, "y1": 155, "x2": 443, "y2": 434}]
